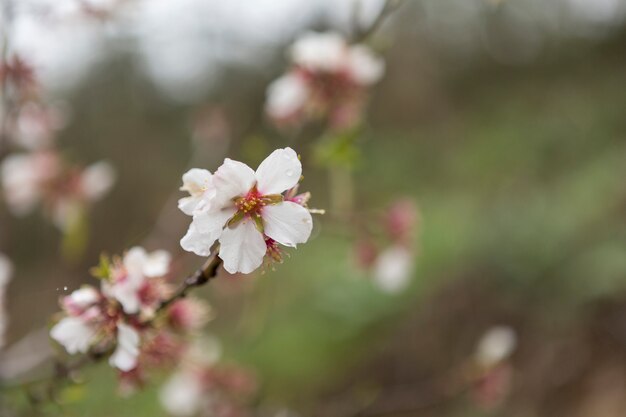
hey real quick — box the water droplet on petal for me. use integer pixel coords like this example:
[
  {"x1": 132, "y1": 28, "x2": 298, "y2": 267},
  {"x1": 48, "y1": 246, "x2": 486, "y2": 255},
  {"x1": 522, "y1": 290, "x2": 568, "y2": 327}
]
[{"x1": 286, "y1": 169, "x2": 294, "y2": 177}]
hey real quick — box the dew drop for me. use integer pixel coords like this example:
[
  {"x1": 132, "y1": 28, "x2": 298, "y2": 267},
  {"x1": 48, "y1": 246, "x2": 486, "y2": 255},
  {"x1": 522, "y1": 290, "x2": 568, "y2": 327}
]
[
  {"x1": 286, "y1": 169, "x2": 294, "y2": 177},
  {"x1": 63, "y1": 286, "x2": 68, "y2": 291}
]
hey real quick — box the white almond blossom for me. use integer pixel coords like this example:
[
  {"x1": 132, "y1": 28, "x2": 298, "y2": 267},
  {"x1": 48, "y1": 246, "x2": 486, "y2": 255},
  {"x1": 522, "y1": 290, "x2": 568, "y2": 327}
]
[
  {"x1": 475, "y1": 326, "x2": 517, "y2": 368},
  {"x1": 160, "y1": 370, "x2": 206, "y2": 416},
  {"x1": 290, "y1": 31, "x2": 347, "y2": 73},
  {"x1": 0, "y1": 152, "x2": 58, "y2": 215},
  {"x1": 180, "y1": 147, "x2": 313, "y2": 274},
  {"x1": 50, "y1": 316, "x2": 98, "y2": 355},
  {"x1": 159, "y1": 337, "x2": 223, "y2": 417},
  {"x1": 80, "y1": 161, "x2": 116, "y2": 202},
  {"x1": 109, "y1": 322, "x2": 141, "y2": 372},
  {"x1": 290, "y1": 31, "x2": 384, "y2": 86},
  {"x1": 373, "y1": 245, "x2": 414, "y2": 294},
  {"x1": 346, "y1": 45, "x2": 385, "y2": 85},
  {"x1": 265, "y1": 72, "x2": 310, "y2": 121},
  {"x1": 102, "y1": 247, "x2": 171, "y2": 315}
]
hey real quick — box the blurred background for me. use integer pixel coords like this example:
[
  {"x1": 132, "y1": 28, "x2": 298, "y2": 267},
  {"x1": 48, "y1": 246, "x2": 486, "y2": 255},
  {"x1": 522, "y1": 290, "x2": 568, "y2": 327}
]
[{"x1": 2, "y1": 0, "x2": 626, "y2": 415}]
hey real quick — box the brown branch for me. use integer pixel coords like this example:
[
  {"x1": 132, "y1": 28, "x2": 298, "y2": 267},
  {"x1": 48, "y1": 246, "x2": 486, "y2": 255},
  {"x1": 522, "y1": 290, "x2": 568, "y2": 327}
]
[{"x1": 156, "y1": 252, "x2": 223, "y2": 313}]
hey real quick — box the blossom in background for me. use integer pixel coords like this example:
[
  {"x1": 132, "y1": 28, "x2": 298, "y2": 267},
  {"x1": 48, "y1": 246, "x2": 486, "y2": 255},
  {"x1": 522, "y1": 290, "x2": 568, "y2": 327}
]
[
  {"x1": 8, "y1": 101, "x2": 68, "y2": 150},
  {"x1": 101, "y1": 247, "x2": 172, "y2": 317},
  {"x1": 160, "y1": 337, "x2": 256, "y2": 417},
  {"x1": 180, "y1": 147, "x2": 315, "y2": 274},
  {"x1": 373, "y1": 245, "x2": 414, "y2": 294},
  {"x1": 470, "y1": 326, "x2": 517, "y2": 410},
  {"x1": 50, "y1": 247, "x2": 211, "y2": 376},
  {"x1": 0, "y1": 151, "x2": 116, "y2": 230},
  {"x1": 354, "y1": 198, "x2": 419, "y2": 294},
  {"x1": 265, "y1": 31, "x2": 385, "y2": 130},
  {"x1": 1, "y1": 151, "x2": 60, "y2": 216},
  {"x1": 0, "y1": 253, "x2": 13, "y2": 349},
  {"x1": 474, "y1": 326, "x2": 517, "y2": 369}
]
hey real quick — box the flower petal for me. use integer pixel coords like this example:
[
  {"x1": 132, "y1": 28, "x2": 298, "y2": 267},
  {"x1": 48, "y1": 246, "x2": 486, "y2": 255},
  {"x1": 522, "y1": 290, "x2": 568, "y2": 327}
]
[
  {"x1": 218, "y1": 220, "x2": 266, "y2": 274},
  {"x1": 50, "y1": 317, "x2": 96, "y2": 354},
  {"x1": 142, "y1": 250, "x2": 171, "y2": 277},
  {"x1": 123, "y1": 247, "x2": 149, "y2": 278},
  {"x1": 262, "y1": 201, "x2": 312, "y2": 247},
  {"x1": 265, "y1": 73, "x2": 310, "y2": 120},
  {"x1": 212, "y1": 158, "x2": 256, "y2": 204},
  {"x1": 180, "y1": 207, "x2": 236, "y2": 256},
  {"x1": 255, "y1": 147, "x2": 301, "y2": 195},
  {"x1": 160, "y1": 371, "x2": 204, "y2": 417},
  {"x1": 109, "y1": 323, "x2": 140, "y2": 372},
  {"x1": 373, "y1": 246, "x2": 414, "y2": 294},
  {"x1": 178, "y1": 169, "x2": 214, "y2": 215}
]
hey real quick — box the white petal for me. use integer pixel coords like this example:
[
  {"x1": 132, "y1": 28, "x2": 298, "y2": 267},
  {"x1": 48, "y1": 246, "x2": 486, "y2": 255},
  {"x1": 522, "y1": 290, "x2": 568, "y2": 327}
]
[
  {"x1": 255, "y1": 147, "x2": 301, "y2": 195},
  {"x1": 67, "y1": 286, "x2": 99, "y2": 308},
  {"x1": 476, "y1": 326, "x2": 517, "y2": 367},
  {"x1": 218, "y1": 220, "x2": 266, "y2": 274},
  {"x1": 290, "y1": 31, "x2": 347, "y2": 72},
  {"x1": 50, "y1": 317, "x2": 96, "y2": 354},
  {"x1": 142, "y1": 250, "x2": 171, "y2": 277},
  {"x1": 347, "y1": 45, "x2": 385, "y2": 85},
  {"x1": 180, "y1": 207, "x2": 236, "y2": 256},
  {"x1": 123, "y1": 247, "x2": 149, "y2": 277},
  {"x1": 178, "y1": 169, "x2": 214, "y2": 215},
  {"x1": 265, "y1": 73, "x2": 310, "y2": 119},
  {"x1": 212, "y1": 158, "x2": 256, "y2": 204},
  {"x1": 373, "y1": 246, "x2": 414, "y2": 294},
  {"x1": 80, "y1": 161, "x2": 116, "y2": 201},
  {"x1": 109, "y1": 323, "x2": 140, "y2": 372},
  {"x1": 262, "y1": 202, "x2": 312, "y2": 248},
  {"x1": 160, "y1": 371, "x2": 204, "y2": 417},
  {"x1": 109, "y1": 280, "x2": 142, "y2": 314},
  {"x1": 180, "y1": 168, "x2": 212, "y2": 195}
]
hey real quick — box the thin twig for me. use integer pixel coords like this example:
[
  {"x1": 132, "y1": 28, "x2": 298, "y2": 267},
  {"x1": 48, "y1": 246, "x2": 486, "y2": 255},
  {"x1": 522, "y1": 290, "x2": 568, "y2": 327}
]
[{"x1": 351, "y1": 0, "x2": 405, "y2": 44}]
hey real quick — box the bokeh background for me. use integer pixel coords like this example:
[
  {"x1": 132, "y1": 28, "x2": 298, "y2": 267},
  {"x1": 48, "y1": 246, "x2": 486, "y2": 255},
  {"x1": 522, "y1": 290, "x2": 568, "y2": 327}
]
[{"x1": 2, "y1": 0, "x2": 626, "y2": 416}]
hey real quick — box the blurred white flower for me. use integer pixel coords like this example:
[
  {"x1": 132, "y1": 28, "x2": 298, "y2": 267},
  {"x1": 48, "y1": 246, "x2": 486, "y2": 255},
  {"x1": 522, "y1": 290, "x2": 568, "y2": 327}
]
[
  {"x1": 10, "y1": 102, "x2": 67, "y2": 150},
  {"x1": 346, "y1": 45, "x2": 385, "y2": 85},
  {"x1": 0, "y1": 152, "x2": 59, "y2": 215},
  {"x1": 373, "y1": 245, "x2": 414, "y2": 294},
  {"x1": 475, "y1": 325, "x2": 517, "y2": 368},
  {"x1": 160, "y1": 370, "x2": 206, "y2": 417},
  {"x1": 178, "y1": 168, "x2": 215, "y2": 216},
  {"x1": 0, "y1": 253, "x2": 13, "y2": 349},
  {"x1": 290, "y1": 31, "x2": 347, "y2": 72},
  {"x1": 265, "y1": 72, "x2": 310, "y2": 121},
  {"x1": 109, "y1": 322, "x2": 140, "y2": 372},
  {"x1": 102, "y1": 247, "x2": 171, "y2": 315},
  {"x1": 50, "y1": 316, "x2": 98, "y2": 354},
  {"x1": 80, "y1": 161, "x2": 116, "y2": 202},
  {"x1": 181, "y1": 147, "x2": 313, "y2": 274}
]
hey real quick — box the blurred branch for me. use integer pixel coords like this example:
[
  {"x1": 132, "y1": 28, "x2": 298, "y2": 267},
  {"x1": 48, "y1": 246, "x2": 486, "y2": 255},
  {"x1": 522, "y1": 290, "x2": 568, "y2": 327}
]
[{"x1": 351, "y1": 0, "x2": 405, "y2": 44}]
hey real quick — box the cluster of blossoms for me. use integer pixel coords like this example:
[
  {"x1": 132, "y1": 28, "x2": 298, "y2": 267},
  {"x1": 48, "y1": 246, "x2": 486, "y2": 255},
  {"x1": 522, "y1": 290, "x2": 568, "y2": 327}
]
[
  {"x1": 160, "y1": 338, "x2": 257, "y2": 417},
  {"x1": 265, "y1": 31, "x2": 384, "y2": 131},
  {"x1": 0, "y1": 253, "x2": 13, "y2": 349},
  {"x1": 179, "y1": 147, "x2": 316, "y2": 274},
  {"x1": 354, "y1": 199, "x2": 419, "y2": 293},
  {"x1": 50, "y1": 247, "x2": 211, "y2": 389},
  {"x1": 469, "y1": 326, "x2": 517, "y2": 410},
  {"x1": 0, "y1": 55, "x2": 115, "y2": 231}
]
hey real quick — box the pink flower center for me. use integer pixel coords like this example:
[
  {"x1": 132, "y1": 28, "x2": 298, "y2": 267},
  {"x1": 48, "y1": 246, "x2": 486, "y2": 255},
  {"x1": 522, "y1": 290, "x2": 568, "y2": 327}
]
[{"x1": 235, "y1": 189, "x2": 265, "y2": 216}]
